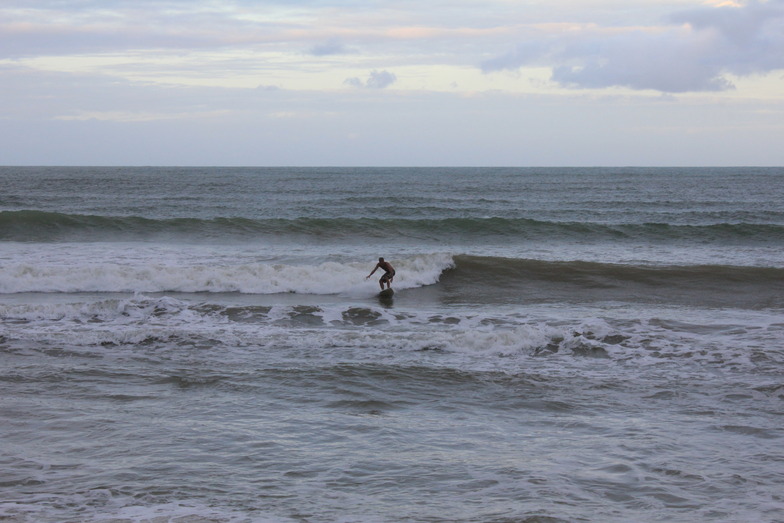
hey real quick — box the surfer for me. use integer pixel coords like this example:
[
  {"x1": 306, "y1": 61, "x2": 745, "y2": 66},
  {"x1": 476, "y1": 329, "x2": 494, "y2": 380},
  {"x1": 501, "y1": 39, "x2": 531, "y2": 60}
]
[{"x1": 366, "y1": 257, "x2": 395, "y2": 290}]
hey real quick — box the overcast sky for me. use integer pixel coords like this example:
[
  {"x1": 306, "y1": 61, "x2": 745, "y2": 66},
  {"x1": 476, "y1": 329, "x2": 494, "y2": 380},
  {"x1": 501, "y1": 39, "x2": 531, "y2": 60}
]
[{"x1": 1, "y1": 0, "x2": 783, "y2": 166}]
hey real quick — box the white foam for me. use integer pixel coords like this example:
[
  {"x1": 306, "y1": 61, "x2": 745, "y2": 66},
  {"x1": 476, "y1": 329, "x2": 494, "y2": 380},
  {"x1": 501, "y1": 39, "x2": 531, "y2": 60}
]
[
  {"x1": 0, "y1": 253, "x2": 455, "y2": 295},
  {"x1": 3, "y1": 292, "x2": 782, "y2": 381},
  {"x1": 0, "y1": 295, "x2": 195, "y2": 324}
]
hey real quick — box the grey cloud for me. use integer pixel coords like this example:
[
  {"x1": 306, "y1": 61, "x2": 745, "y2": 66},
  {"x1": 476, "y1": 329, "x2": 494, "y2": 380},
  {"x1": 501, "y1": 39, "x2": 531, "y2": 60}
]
[
  {"x1": 366, "y1": 70, "x2": 397, "y2": 89},
  {"x1": 669, "y1": 0, "x2": 784, "y2": 75},
  {"x1": 551, "y1": 30, "x2": 737, "y2": 92},
  {"x1": 344, "y1": 69, "x2": 397, "y2": 89},
  {"x1": 344, "y1": 77, "x2": 363, "y2": 88},
  {"x1": 309, "y1": 39, "x2": 353, "y2": 56},
  {"x1": 0, "y1": 2, "x2": 306, "y2": 59},
  {"x1": 482, "y1": 0, "x2": 784, "y2": 93}
]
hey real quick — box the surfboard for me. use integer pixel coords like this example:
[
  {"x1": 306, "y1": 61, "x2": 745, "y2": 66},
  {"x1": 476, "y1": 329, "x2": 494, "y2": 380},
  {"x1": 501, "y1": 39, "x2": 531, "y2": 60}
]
[{"x1": 379, "y1": 288, "x2": 394, "y2": 298}]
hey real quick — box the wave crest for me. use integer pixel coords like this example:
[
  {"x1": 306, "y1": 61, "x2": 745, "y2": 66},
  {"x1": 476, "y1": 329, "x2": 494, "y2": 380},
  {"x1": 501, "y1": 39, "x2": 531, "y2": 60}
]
[
  {"x1": 3, "y1": 210, "x2": 782, "y2": 243},
  {"x1": 0, "y1": 253, "x2": 454, "y2": 294}
]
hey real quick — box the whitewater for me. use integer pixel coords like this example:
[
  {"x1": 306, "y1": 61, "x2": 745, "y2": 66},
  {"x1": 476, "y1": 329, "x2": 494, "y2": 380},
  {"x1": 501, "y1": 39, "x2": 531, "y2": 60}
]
[{"x1": 1, "y1": 166, "x2": 783, "y2": 522}]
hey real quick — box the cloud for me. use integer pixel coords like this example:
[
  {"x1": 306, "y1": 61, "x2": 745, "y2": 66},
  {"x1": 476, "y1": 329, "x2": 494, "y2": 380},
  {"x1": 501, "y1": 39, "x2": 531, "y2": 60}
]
[
  {"x1": 344, "y1": 69, "x2": 397, "y2": 89},
  {"x1": 309, "y1": 39, "x2": 354, "y2": 56},
  {"x1": 669, "y1": 0, "x2": 784, "y2": 74},
  {"x1": 366, "y1": 69, "x2": 397, "y2": 88},
  {"x1": 0, "y1": 2, "x2": 350, "y2": 59},
  {"x1": 481, "y1": 0, "x2": 784, "y2": 93}
]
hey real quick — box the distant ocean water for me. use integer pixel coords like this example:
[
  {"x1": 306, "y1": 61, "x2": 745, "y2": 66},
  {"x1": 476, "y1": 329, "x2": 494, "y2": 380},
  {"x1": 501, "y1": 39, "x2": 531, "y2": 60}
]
[{"x1": 1, "y1": 166, "x2": 783, "y2": 522}]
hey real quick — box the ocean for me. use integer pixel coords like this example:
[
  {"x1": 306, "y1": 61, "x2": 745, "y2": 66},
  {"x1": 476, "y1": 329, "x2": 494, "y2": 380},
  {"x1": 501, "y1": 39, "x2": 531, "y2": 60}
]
[{"x1": 1, "y1": 166, "x2": 782, "y2": 522}]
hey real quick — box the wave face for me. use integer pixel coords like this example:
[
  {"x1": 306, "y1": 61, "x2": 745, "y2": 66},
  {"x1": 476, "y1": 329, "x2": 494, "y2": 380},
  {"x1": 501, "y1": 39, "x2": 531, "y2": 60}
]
[
  {"x1": 3, "y1": 210, "x2": 783, "y2": 244},
  {"x1": 439, "y1": 255, "x2": 784, "y2": 308}
]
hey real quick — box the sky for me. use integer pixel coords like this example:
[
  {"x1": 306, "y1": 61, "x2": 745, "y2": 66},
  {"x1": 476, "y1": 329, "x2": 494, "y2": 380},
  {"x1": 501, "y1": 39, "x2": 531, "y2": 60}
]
[{"x1": 1, "y1": 0, "x2": 783, "y2": 166}]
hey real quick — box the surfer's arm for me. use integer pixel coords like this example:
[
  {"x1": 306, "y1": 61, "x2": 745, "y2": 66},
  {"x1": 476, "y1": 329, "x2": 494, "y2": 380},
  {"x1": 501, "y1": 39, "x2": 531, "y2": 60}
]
[{"x1": 366, "y1": 264, "x2": 380, "y2": 278}]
